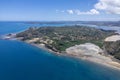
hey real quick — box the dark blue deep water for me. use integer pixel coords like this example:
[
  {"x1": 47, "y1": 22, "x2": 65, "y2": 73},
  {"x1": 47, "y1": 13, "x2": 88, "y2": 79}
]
[{"x1": 0, "y1": 22, "x2": 120, "y2": 80}]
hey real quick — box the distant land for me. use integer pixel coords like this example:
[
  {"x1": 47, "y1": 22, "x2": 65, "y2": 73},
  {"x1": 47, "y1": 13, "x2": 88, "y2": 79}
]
[
  {"x1": 81, "y1": 21, "x2": 120, "y2": 27},
  {"x1": 24, "y1": 21, "x2": 120, "y2": 27}
]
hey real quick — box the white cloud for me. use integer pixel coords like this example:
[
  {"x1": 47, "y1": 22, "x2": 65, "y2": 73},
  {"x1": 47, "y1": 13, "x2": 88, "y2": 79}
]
[
  {"x1": 67, "y1": 10, "x2": 74, "y2": 14},
  {"x1": 95, "y1": 0, "x2": 120, "y2": 14},
  {"x1": 66, "y1": 9, "x2": 99, "y2": 15},
  {"x1": 57, "y1": 0, "x2": 120, "y2": 15},
  {"x1": 90, "y1": 9, "x2": 100, "y2": 14},
  {"x1": 74, "y1": 9, "x2": 99, "y2": 15}
]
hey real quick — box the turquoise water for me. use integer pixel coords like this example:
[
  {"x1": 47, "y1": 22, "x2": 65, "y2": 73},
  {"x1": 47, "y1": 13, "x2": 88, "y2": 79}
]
[{"x1": 0, "y1": 22, "x2": 120, "y2": 80}]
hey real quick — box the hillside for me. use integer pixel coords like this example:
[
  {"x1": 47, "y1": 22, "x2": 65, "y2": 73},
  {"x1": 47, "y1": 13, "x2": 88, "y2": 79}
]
[{"x1": 16, "y1": 25, "x2": 116, "y2": 52}]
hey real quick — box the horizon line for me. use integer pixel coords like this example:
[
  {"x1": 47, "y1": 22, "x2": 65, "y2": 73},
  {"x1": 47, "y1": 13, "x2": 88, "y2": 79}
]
[{"x1": 0, "y1": 20, "x2": 119, "y2": 22}]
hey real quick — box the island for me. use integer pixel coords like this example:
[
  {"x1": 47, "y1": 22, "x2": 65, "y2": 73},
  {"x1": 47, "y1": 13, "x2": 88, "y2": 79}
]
[{"x1": 15, "y1": 25, "x2": 120, "y2": 69}]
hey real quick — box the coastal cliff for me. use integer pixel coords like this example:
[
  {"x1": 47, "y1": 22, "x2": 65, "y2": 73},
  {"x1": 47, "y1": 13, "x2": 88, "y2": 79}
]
[
  {"x1": 66, "y1": 43, "x2": 120, "y2": 69},
  {"x1": 104, "y1": 35, "x2": 120, "y2": 60}
]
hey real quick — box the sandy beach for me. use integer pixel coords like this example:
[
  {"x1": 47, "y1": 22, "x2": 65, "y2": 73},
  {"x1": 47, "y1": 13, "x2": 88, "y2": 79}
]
[
  {"x1": 26, "y1": 41, "x2": 120, "y2": 71},
  {"x1": 3, "y1": 33, "x2": 120, "y2": 71}
]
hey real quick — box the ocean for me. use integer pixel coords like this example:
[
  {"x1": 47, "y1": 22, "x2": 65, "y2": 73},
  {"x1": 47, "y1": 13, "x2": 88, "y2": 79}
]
[{"x1": 0, "y1": 22, "x2": 120, "y2": 80}]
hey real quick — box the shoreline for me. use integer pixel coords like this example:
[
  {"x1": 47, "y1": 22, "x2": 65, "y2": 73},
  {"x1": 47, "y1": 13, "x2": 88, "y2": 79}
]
[
  {"x1": 26, "y1": 41, "x2": 120, "y2": 71},
  {"x1": 2, "y1": 33, "x2": 120, "y2": 71}
]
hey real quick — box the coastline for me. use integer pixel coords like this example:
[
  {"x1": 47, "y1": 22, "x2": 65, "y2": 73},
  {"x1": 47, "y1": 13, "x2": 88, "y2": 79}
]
[
  {"x1": 2, "y1": 33, "x2": 120, "y2": 71},
  {"x1": 26, "y1": 41, "x2": 120, "y2": 71}
]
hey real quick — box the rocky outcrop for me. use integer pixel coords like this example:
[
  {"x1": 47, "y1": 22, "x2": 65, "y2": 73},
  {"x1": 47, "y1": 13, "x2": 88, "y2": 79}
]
[
  {"x1": 105, "y1": 35, "x2": 120, "y2": 42},
  {"x1": 66, "y1": 43, "x2": 103, "y2": 57},
  {"x1": 104, "y1": 35, "x2": 120, "y2": 60}
]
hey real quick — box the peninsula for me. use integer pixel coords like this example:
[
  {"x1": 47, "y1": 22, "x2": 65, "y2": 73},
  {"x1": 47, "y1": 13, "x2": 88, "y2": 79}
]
[{"x1": 15, "y1": 25, "x2": 120, "y2": 69}]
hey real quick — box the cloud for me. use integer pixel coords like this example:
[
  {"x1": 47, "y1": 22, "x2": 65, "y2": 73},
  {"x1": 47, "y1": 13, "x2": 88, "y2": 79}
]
[
  {"x1": 66, "y1": 9, "x2": 99, "y2": 15},
  {"x1": 67, "y1": 10, "x2": 74, "y2": 14},
  {"x1": 95, "y1": 0, "x2": 120, "y2": 14},
  {"x1": 57, "y1": 0, "x2": 120, "y2": 15},
  {"x1": 75, "y1": 9, "x2": 99, "y2": 15}
]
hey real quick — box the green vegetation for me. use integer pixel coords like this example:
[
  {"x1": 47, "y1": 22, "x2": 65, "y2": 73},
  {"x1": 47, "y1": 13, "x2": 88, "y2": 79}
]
[{"x1": 16, "y1": 25, "x2": 115, "y2": 52}]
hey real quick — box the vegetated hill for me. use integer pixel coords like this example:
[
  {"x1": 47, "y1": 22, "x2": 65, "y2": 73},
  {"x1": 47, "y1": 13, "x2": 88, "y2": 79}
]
[{"x1": 16, "y1": 25, "x2": 116, "y2": 52}]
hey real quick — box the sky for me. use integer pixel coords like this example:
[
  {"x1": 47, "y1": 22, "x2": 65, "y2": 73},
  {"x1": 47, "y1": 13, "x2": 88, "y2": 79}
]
[{"x1": 0, "y1": 0, "x2": 120, "y2": 21}]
